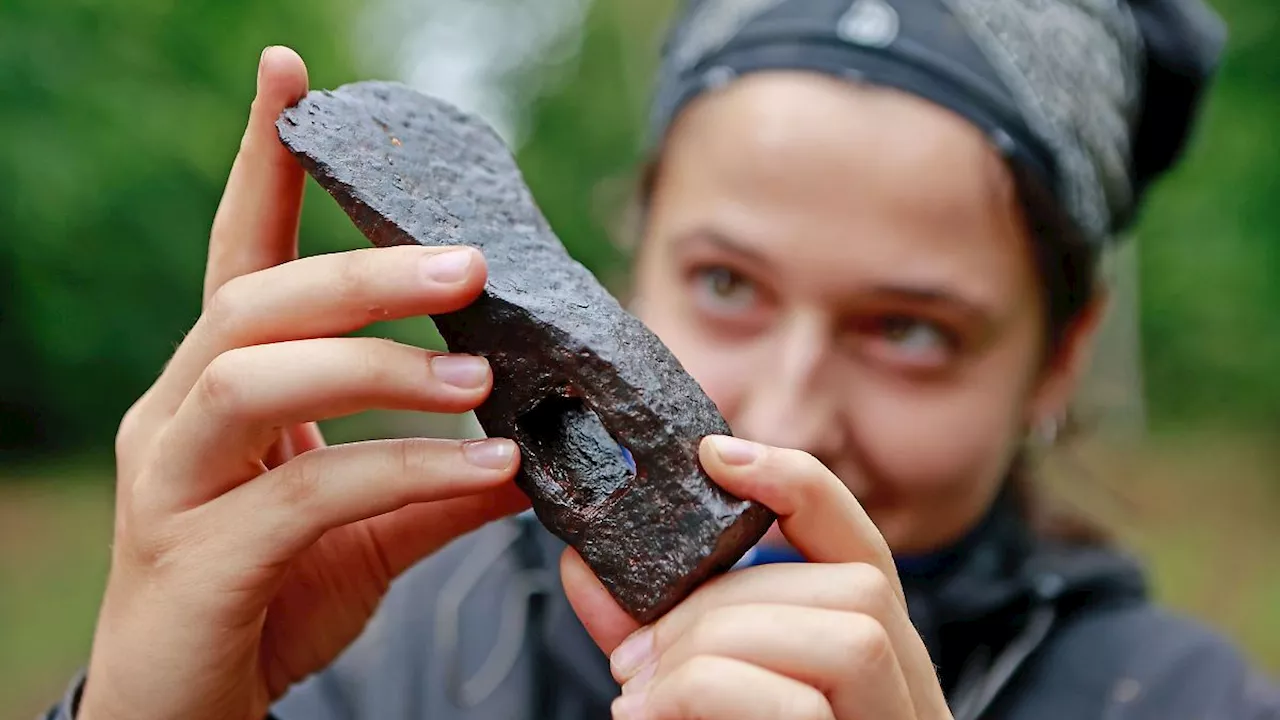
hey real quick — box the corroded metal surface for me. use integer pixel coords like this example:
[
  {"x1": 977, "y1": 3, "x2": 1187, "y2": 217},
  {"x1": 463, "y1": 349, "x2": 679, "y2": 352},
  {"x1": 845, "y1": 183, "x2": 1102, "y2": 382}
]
[{"x1": 277, "y1": 82, "x2": 774, "y2": 622}]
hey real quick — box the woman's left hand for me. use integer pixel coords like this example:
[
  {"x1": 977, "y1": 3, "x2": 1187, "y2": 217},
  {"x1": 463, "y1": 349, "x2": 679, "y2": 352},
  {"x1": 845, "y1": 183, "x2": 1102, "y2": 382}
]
[{"x1": 561, "y1": 435, "x2": 953, "y2": 720}]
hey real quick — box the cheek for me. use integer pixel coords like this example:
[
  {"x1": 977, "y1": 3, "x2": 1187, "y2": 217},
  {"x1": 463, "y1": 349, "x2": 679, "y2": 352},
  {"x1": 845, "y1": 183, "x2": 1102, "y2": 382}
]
[
  {"x1": 847, "y1": 314, "x2": 1044, "y2": 505},
  {"x1": 851, "y1": 380, "x2": 1026, "y2": 498},
  {"x1": 841, "y1": 371, "x2": 1032, "y2": 552},
  {"x1": 633, "y1": 289, "x2": 752, "y2": 419}
]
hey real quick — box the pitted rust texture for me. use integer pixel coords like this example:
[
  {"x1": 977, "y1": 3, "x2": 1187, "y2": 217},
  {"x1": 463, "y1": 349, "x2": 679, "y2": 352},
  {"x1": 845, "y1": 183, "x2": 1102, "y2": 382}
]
[{"x1": 277, "y1": 81, "x2": 775, "y2": 623}]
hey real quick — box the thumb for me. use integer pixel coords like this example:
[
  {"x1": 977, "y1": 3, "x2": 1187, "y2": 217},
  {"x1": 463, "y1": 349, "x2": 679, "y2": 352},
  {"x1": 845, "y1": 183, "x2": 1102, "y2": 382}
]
[{"x1": 560, "y1": 548, "x2": 641, "y2": 654}]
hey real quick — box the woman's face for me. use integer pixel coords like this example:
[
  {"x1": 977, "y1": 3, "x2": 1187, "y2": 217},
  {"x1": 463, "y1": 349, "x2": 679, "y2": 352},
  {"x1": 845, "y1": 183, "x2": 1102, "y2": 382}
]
[{"x1": 632, "y1": 72, "x2": 1098, "y2": 554}]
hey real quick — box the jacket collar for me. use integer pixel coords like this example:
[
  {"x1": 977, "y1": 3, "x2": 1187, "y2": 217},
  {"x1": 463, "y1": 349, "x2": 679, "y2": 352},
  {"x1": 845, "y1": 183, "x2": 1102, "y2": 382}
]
[
  {"x1": 901, "y1": 488, "x2": 1148, "y2": 632},
  {"x1": 898, "y1": 487, "x2": 1150, "y2": 715}
]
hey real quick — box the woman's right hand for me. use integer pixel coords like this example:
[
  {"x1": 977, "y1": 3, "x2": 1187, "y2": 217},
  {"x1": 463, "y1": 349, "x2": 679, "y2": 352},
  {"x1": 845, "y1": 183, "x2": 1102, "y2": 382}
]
[{"x1": 76, "y1": 46, "x2": 529, "y2": 720}]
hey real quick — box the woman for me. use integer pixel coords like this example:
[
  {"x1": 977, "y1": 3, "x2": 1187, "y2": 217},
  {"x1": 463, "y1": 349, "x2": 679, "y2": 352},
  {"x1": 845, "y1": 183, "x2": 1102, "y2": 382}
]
[{"x1": 46, "y1": 1, "x2": 1279, "y2": 719}]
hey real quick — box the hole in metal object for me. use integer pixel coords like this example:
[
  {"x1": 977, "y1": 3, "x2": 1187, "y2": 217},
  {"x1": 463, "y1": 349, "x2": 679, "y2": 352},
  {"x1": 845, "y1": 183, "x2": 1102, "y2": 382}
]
[{"x1": 517, "y1": 395, "x2": 637, "y2": 509}]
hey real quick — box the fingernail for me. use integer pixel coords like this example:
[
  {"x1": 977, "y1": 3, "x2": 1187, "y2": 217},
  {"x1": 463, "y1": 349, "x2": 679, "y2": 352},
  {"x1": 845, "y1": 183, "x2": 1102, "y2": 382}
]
[
  {"x1": 462, "y1": 438, "x2": 516, "y2": 470},
  {"x1": 420, "y1": 249, "x2": 473, "y2": 284},
  {"x1": 621, "y1": 662, "x2": 655, "y2": 695},
  {"x1": 431, "y1": 354, "x2": 490, "y2": 389},
  {"x1": 611, "y1": 627, "x2": 655, "y2": 679},
  {"x1": 709, "y1": 435, "x2": 760, "y2": 466},
  {"x1": 611, "y1": 692, "x2": 648, "y2": 720}
]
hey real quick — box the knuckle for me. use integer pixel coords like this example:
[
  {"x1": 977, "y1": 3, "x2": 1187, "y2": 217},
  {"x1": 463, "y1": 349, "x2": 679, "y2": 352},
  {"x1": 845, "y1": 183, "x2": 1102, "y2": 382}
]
[
  {"x1": 690, "y1": 606, "x2": 749, "y2": 649},
  {"x1": 354, "y1": 337, "x2": 402, "y2": 389},
  {"x1": 783, "y1": 687, "x2": 833, "y2": 720},
  {"x1": 118, "y1": 501, "x2": 187, "y2": 571},
  {"x1": 126, "y1": 526, "x2": 182, "y2": 571},
  {"x1": 196, "y1": 350, "x2": 249, "y2": 418},
  {"x1": 274, "y1": 451, "x2": 325, "y2": 507},
  {"x1": 775, "y1": 448, "x2": 831, "y2": 499},
  {"x1": 779, "y1": 447, "x2": 825, "y2": 476},
  {"x1": 798, "y1": 451, "x2": 831, "y2": 481},
  {"x1": 668, "y1": 655, "x2": 728, "y2": 699},
  {"x1": 841, "y1": 562, "x2": 896, "y2": 613},
  {"x1": 333, "y1": 250, "x2": 372, "y2": 306},
  {"x1": 203, "y1": 274, "x2": 252, "y2": 333},
  {"x1": 834, "y1": 614, "x2": 893, "y2": 669},
  {"x1": 115, "y1": 395, "x2": 153, "y2": 459},
  {"x1": 392, "y1": 440, "x2": 424, "y2": 491}
]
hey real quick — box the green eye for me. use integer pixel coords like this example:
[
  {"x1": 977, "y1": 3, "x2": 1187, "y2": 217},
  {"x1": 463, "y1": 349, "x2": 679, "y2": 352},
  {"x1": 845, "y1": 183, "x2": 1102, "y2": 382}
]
[
  {"x1": 880, "y1": 317, "x2": 951, "y2": 354},
  {"x1": 697, "y1": 267, "x2": 756, "y2": 307}
]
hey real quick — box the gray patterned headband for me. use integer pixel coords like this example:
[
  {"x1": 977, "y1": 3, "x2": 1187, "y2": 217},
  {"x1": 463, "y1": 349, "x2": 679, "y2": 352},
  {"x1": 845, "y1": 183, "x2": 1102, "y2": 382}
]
[{"x1": 649, "y1": 0, "x2": 1226, "y2": 246}]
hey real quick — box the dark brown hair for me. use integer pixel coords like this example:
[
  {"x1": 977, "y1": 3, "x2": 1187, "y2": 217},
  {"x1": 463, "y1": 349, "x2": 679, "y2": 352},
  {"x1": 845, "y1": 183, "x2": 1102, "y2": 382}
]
[{"x1": 1007, "y1": 164, "x2": 1112, "y2": 546}]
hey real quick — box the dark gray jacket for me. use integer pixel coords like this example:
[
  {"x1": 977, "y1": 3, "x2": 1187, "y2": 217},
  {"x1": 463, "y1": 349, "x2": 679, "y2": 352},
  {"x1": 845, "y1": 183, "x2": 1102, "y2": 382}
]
[{"x1": 45, "y1": 503, "x2": 1280, "y2": 720}]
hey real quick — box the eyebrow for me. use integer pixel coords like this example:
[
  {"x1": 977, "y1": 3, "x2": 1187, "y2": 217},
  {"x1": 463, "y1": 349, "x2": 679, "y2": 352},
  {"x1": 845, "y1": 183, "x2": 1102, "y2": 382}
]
[
  {"x1": 675, "y1": 229, "x2": 773, "y2": 270},
  {"x1": 863, "y1": 285, "x2": 993, "y2": 320}
]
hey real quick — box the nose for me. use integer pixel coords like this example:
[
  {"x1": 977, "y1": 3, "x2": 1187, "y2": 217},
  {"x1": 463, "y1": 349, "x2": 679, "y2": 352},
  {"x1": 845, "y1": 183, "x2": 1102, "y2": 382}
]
[{"x1": 732, "y1": 311, "x2": 843, "y2": 461}]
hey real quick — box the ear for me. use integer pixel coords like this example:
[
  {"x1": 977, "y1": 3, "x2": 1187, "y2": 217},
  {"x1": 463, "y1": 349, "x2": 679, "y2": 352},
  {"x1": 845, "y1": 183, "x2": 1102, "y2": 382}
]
[{"x1": 1028, "y1": 291, "x2": 1109, "y2": 427}]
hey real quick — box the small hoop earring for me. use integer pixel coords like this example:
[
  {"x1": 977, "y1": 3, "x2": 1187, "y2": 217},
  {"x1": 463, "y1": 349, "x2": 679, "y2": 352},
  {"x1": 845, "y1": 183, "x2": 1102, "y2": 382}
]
[{"x1": 1035, "y1": 416, "x2": 1061, "y2": 446}]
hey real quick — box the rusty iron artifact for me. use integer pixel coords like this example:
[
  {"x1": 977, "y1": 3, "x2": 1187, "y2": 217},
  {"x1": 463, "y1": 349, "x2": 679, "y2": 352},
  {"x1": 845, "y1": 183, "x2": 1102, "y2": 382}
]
[{"x1": 276, "y1": 81, "x2": 774, "y2": 622}]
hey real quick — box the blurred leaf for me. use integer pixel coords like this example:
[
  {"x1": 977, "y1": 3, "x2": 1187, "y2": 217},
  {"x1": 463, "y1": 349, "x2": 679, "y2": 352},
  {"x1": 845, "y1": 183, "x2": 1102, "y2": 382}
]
[
  {"x1": 1136, "y1": 0, "x2": 1280, "y2": 429},
  {"x1": 1, "y1": 0, "x2": 1277, "y2": 461},
  {"x1": 0, "y1": 0, "x2": 379, "y2": 456}
]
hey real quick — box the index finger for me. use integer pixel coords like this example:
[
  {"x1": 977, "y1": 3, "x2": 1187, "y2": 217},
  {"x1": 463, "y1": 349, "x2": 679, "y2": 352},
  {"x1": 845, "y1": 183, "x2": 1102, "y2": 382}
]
[{"x1": 204, "y1": 45, "x2": 310, "y2": 304}]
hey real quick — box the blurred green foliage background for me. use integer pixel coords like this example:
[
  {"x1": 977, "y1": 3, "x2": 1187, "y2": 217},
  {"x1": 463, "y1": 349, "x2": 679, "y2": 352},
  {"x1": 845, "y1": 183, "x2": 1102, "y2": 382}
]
[
  {"x1": 0, "y1": 0, "x2": 1276, "y2": 716},
  {"x1": 1, "y1": 0, "x2": 1277, "y2": 457}
]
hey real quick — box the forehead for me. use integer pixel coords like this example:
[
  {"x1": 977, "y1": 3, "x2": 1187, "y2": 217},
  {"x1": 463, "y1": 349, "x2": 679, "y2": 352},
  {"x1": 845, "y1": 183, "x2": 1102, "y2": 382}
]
[{"x1": 652, "y1": 72, "x2": 1037, "y2": 309}]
